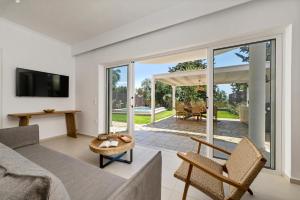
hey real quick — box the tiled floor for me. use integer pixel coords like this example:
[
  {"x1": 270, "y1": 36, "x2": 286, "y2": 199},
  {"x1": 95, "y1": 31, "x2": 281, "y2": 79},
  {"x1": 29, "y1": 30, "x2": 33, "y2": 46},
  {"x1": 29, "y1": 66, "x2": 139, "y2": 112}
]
[
  {"x1": 134, "y1": 130, "x2": 203, "y2": 153},
  {"x1": 41, "y1": 134, "x2": 300, "y2": 200}
]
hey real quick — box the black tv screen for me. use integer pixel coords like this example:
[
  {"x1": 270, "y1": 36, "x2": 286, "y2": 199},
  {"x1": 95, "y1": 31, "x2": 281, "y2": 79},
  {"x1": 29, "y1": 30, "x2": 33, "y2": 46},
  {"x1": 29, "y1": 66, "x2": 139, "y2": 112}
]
[{"x1": 16, "y1": 68, "x2": 69, "y2": 97}]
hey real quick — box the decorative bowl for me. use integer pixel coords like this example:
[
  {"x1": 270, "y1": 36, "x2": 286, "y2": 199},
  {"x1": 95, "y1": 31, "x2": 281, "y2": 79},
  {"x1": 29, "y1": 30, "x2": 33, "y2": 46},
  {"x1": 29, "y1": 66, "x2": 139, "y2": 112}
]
[{"x1": 43, "y1": 109, "x2": 55, "y2": 113}]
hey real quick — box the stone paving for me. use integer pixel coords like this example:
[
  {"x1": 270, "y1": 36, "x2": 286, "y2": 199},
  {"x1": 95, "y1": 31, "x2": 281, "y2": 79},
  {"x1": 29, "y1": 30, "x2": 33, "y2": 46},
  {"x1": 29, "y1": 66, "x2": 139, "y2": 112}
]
[
  {"x1": 112, "y1": 116, "x2": 271, "y2": 166},
  {"x1": 134, "y1": 130, "x2": 204, "y2": 153}
]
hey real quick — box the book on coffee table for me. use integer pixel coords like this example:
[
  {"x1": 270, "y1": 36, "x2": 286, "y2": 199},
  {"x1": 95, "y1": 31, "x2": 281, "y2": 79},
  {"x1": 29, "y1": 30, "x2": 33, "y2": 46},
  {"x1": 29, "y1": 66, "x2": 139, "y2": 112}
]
[
  {"x1": 99, "y1": 140, "x2": 118, "y2": 148},
  {"x1": 119, "y1": 135, "x2": 132, "y2": 143}
]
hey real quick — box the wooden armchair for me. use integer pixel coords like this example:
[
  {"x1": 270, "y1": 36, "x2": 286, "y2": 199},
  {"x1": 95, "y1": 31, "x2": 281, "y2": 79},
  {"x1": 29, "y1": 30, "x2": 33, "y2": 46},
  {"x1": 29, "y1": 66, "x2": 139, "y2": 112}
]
[
  {"x1": 174, "y1": 137, "x2": 266, "y2": 200},
  {"x1": 191, "y1": 101, "x2": 206, "y2": 120},
  {"x1": 176, "y1": 102, "x2": 188, "y2": 119}
]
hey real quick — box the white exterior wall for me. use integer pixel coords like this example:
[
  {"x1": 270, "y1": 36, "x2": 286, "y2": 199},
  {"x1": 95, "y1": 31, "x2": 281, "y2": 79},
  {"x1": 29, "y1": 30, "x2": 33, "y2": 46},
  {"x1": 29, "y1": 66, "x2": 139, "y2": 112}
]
[
  {"x1": 0, "y1": 18, "x2": 75, "y2": 139},
  {"x1": 75, "y1": 0, "x2": 300, "y2": 179}
]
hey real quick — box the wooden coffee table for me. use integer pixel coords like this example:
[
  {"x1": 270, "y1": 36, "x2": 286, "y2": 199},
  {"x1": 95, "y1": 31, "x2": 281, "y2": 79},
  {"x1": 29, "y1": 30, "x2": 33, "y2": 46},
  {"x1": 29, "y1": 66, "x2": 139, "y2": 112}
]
[{"x1": 89, "y1": 134, "x2": 135, "y2": 168}]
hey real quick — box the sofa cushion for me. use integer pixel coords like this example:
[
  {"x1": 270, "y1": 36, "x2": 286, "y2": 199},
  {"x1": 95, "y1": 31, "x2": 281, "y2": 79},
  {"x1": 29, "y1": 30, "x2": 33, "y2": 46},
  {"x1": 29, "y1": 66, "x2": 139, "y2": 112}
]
[
  {"x1": 0, "y1": 142, "x2": 70, "y2": 200},
  {"x1": 17, "y1": 144, "x2": 127, "y2": 200}
]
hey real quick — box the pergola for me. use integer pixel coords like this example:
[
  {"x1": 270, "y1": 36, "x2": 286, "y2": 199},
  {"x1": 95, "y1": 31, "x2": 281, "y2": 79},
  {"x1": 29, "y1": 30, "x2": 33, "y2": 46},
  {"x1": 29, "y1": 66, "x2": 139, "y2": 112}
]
[{"x1": 150, "y1": 64, "x2": 268, "y2": 123}]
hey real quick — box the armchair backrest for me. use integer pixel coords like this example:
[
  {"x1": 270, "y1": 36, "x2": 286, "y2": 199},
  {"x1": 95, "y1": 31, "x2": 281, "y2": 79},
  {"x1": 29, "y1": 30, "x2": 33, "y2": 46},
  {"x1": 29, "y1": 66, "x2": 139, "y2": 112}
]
[
  {"x1": 225, "y1": 137, "x2": 266, "y2": 199},
  {"x1": 176, "y1": 102, "x2": 185, "y2": 112},
  {"x1": 191, "y1": 101, "x2": 206, "y2": 113}
]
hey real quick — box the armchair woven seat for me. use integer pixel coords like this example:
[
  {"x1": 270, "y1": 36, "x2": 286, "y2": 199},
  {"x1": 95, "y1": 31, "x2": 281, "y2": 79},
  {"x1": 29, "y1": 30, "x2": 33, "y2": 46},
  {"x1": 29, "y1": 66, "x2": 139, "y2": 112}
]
[
  {"x1": 174, "y1": 137, "x2": 266, "y2": 200},
  {"x1": 174, "y1": 152, "x2": 224, "y2": 200}
]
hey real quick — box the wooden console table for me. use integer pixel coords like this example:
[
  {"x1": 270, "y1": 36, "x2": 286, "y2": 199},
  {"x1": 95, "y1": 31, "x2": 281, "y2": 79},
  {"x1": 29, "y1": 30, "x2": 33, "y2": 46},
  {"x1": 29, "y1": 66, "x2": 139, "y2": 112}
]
[{"x1": 8, "y1": 110, "x2": 81, "y2": 138}]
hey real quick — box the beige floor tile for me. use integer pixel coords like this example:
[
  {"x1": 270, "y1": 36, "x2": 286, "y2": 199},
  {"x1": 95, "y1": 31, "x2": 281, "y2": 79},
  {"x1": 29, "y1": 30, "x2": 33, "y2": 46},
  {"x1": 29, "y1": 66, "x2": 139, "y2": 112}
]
[
  {"x1": 162, "y1": 168, "x2": 177, "y2": 189},
  {"x1": 168, "y1": 190, "x2": 205, "y2": 200},
  {"x1": 162, "y1": 187, "x2": 172, "y2": 200},
  {"x1": 41, "y1": 135, "x2": 300, "y2": 200}
]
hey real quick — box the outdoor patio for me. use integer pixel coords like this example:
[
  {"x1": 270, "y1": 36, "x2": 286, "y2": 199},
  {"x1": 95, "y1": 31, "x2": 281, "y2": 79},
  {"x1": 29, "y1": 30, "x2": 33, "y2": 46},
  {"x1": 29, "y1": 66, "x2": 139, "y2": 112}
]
[
  {"x1": 110, "y1": 113, "x2": 271, "y2": 166},
  {"x1": 133, "y1": 115, "x2": 271, "y2": 165}
]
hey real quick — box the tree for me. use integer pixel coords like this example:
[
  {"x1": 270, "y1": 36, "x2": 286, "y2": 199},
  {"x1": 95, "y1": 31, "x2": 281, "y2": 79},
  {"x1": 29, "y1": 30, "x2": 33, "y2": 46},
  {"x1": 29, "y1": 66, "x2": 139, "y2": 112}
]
[
  {"x1": 167, "y1": 60, "x2": 208, "y2": 103},
  {"x1": 138, "y1": 79, "x2": 151, "y2": 106},
  {"x1": 235, "y1": 42, "x2": 272, "y2": 62},
  {"x1": 213, "y1": 85, "x2": 227, "y2": 106},
  {"x1": 168, "y1": 60, "x2": 207, "y2": 72},
  {"x1": 112, "y1": 86, "x2": 127, "y2": 108},
  {"x1": 136, "y1": 78, "x2": 173, "y2": 108},
  {"x1": 111, "y1": 68, "x2": 121, "y2": 89},
  {"x1": 155, "y1": 81, "x2": 172, "y2": 108}
]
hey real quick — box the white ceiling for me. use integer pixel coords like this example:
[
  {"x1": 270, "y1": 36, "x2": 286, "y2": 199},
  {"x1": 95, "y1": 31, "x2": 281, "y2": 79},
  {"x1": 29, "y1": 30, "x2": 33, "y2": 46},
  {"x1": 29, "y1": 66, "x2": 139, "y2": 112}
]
[
  {"x1": 0, "y1": 0, "x2": 183, "y2": 44},
  {"x1": 0, "y1": 0, "x2": 252, "y2": 53}
]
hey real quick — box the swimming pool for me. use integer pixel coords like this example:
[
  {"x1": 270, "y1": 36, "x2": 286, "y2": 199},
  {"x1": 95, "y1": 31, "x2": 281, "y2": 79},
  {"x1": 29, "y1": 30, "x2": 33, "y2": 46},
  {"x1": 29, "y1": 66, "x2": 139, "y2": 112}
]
[{"x1": 113, "y1": 106, "x2": 166, "y2": 115}]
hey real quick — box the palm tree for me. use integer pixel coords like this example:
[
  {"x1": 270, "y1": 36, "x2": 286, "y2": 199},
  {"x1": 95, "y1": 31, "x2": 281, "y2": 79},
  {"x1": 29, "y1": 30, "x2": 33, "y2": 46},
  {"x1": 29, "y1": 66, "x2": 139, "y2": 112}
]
[{"x1": 112, "y1": 69, "x2": 121, "y2": 89}]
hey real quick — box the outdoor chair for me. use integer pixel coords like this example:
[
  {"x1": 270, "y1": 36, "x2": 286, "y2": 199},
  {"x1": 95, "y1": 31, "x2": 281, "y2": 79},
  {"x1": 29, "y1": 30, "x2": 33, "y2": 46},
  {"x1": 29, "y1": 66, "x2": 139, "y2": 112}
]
[
  {"x1": 191, "y1": 101, "x2": 206, "y2": 120},
  {"x1": 174, "y1": 137, "x2": 266, "y2": 200},
  {"x1": 176, "y1": 102, "x2": 188, "y2": 119},
  {"x1": 199, "y1": 105, "x2": 218, "y2": 121}
]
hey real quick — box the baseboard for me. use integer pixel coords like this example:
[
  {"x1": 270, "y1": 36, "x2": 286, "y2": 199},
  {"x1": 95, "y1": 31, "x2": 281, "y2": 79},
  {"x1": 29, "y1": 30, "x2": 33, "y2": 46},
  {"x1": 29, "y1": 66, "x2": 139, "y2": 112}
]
[
  {"x1": 283, "y1": 173, "x2": 300, "y2": 185},
  {"x1": 40, "y1": 134, "x2": 67, "y2": 142},
  {"x1": 40, "y1": 133, "x2": 95, "y2": 142},
  {"x1": 290, "y1": 177, "x2": 300, "y2": 185},
  {"x1": 77, "y1": 132, "x2": 96, "y2": 138}
]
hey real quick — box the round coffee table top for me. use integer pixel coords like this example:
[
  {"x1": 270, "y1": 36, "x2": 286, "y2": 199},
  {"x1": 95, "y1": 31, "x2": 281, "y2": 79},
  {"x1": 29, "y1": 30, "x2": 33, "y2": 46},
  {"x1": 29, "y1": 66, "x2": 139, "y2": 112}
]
[{"x1": 89, "y1": 134, "x2": 135, "y2": 156}]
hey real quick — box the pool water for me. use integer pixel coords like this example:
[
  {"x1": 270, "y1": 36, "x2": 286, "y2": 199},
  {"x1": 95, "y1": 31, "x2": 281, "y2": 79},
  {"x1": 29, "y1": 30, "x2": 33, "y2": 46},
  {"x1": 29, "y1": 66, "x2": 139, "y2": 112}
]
[{"x1": 113, "y1": 106, "x2": 166, "y2": 115}]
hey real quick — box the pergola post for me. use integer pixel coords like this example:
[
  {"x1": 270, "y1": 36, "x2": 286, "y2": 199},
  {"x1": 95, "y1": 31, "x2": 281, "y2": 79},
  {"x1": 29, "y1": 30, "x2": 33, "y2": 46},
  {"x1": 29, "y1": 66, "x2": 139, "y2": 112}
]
[
  {"x1": 172, "y1": 86, "x2": 176, "y2": 111},
  {"x1": 151, "y1": 76, "x2": 156, "y2": 123}
]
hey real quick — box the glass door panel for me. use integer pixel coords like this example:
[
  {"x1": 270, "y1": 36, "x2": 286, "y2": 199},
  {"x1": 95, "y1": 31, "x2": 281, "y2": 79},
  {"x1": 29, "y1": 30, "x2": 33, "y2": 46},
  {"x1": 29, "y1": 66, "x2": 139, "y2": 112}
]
[
  {"x1": 213, "y1": 40, "x2": 276, "y2": 169},
  {"x1": 106, "y1": 65, "x2": 129, "y2": 133}
]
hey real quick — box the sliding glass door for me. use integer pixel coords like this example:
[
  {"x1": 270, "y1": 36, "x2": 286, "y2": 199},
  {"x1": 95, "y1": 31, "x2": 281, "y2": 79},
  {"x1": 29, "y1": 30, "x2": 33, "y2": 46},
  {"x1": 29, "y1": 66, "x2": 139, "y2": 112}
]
[
  {"x1": 212, "y1": 40, "x2": 276, "y2": 169},
  {"x1": 106, "y1": 65, "x2": 129, "y2": 133},
  {"x1": 106, "y1": 63, "x2": 135, "y2": 134}
]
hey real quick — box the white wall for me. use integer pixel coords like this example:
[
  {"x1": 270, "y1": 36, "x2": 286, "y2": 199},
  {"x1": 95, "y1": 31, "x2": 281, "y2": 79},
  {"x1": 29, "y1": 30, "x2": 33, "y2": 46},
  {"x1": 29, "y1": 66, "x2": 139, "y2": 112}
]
[
  {"x1": 290, "y1": 9, "x2": 300, "y2": 181},
  {"x1": 283, "y1": 25, "x2": 292, "y2": 179},
  {"x1": 0, "y1": 18, "x2": 75, "y2": 139},
  {"x1": 75, "y1": 0, "x2": 300, "y2": 180}
]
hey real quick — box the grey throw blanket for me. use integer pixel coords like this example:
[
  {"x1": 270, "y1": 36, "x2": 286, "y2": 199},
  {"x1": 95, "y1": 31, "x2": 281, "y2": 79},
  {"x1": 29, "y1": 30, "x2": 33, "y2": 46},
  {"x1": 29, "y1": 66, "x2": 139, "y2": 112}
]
[
  {"x1": 0, "y1": 142, "x2": 70, "y2": 200},
  {"x1": 0, "y1": 166, "x2": 50, "y2": 200}
]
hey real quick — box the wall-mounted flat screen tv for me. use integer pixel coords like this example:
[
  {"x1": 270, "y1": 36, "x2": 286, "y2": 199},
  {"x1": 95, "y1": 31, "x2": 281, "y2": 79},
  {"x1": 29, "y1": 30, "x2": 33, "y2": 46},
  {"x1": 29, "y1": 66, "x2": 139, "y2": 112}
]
[{"x1": 16, "y1": 68, "x2": 69, "y2": 97}]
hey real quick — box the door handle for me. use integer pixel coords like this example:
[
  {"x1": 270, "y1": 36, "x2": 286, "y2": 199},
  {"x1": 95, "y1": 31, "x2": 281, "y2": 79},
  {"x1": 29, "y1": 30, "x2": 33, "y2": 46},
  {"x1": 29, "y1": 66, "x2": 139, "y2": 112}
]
[{"x1": 130, "y1": 96, "x2": 134, "y2": 108}]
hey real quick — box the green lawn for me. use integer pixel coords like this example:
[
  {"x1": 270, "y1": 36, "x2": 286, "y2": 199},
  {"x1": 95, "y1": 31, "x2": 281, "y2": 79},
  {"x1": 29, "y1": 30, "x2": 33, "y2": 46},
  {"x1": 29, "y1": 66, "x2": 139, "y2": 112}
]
[
  {"x1": 203, "y1": 110, "x2": 239, "y2": 119},
  {"x1": 112, "y1": 110, "x2": 238, "y2": 125},
  {"x1": 112, "y1": 110, "x2": 174, "y2": 125},
  {"x1": 216, "y1": 110, "x2": 239, "y2": 119}
]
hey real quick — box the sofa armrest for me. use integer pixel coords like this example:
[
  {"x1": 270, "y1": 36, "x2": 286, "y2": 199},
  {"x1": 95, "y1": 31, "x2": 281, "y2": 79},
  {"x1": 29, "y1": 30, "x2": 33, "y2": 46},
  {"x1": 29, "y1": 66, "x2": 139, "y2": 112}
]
[
  {"x1": 0, "y1": 125, "x2": 39, "y2": 149},
  {"x1": 108, "y1": 151, "x2": 162, "y2": 200}
]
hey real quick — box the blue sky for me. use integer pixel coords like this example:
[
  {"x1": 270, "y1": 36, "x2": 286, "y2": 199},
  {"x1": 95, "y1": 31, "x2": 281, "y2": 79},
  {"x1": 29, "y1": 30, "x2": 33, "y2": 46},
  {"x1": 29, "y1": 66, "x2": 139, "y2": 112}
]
[
  {"x1": 115, "y1": 48, "x2": 247, "y2": 95},
  {"x1": 135, "y1": 63, "x2": 175, "y2": 88}
]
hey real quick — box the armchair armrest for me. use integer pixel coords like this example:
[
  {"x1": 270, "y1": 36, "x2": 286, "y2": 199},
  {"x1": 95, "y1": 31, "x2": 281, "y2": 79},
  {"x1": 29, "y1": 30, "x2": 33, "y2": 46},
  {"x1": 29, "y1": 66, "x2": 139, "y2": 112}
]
[
  {"x1": 177, "y1": 152, "x2": 247, "y2": 191},
  {"x1": 191, "y1": 136, "x2": 231, "y2": 155}
]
